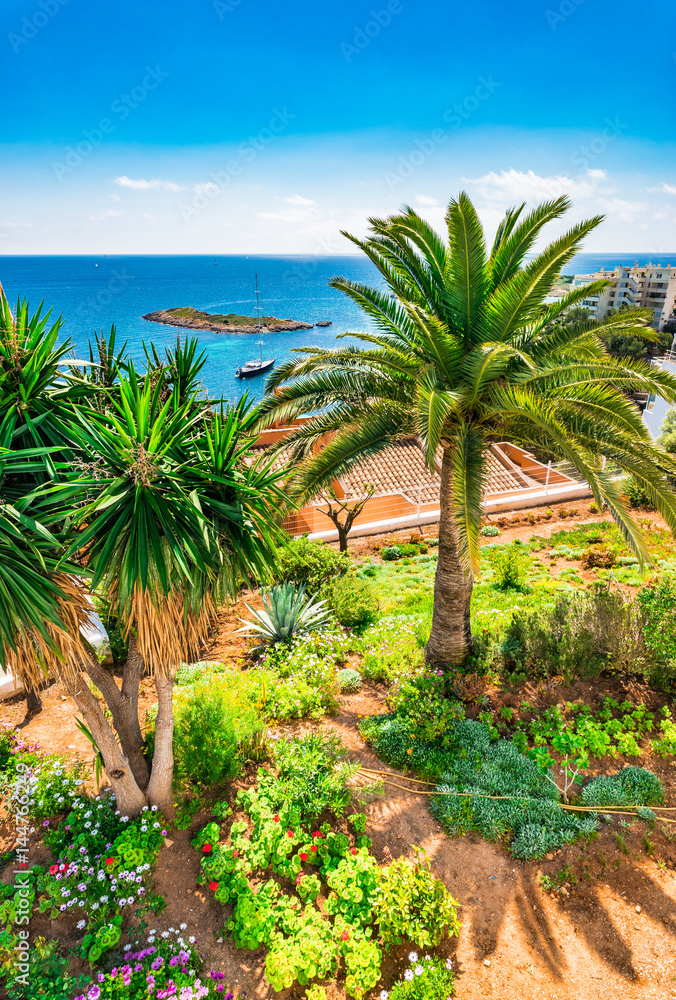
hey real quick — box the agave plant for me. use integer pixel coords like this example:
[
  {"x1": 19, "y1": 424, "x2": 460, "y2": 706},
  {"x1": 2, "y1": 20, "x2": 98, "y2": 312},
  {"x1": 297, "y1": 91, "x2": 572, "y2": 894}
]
[{"x1": 237, "y1": 582, "x2": 333, "y2": 647}]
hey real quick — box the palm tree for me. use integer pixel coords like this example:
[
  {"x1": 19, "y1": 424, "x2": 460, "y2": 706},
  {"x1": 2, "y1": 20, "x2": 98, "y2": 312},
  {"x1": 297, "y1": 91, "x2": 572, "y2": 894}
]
[
  {"x1": 56, "y1": 371, "x2": 288, "y2": 815},
  {"x1": 258, "y1": 193, "x2": 676, "y2": 666}
]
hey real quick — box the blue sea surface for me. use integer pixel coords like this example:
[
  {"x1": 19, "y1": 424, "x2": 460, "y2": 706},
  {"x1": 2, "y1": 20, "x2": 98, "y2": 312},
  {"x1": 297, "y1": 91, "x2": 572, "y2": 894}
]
[
  {"x1": 0, "y1": 255, "x2": 380, "y2": 402},
  {"x1": 1, "y1": 251, "x2": 674, "y2": 401}
]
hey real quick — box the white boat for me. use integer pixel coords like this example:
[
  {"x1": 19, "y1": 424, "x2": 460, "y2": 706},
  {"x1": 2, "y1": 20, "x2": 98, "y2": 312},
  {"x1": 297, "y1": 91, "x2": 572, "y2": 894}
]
[{"x1": 236, "y1": 274, "x2": 276, "y2": 379}]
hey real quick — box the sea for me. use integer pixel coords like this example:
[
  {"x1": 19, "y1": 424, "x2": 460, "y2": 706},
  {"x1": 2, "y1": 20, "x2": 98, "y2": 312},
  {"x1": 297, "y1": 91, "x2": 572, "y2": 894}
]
[{"x1": 0, "y1": 252, "x2": 673, "y2": 401}]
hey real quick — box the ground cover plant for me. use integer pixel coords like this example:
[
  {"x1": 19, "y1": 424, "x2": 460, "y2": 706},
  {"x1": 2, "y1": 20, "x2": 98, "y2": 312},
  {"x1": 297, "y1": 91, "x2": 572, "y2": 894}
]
[{"x1": 192, "y1": 731, "x2": 460, "y2": 997}]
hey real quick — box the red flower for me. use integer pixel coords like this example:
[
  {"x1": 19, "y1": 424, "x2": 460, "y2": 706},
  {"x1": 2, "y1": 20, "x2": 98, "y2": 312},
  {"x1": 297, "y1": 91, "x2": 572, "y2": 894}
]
[
  {"x1": 202, "y1": 844, "x2": 212, "y2": 853},
  {"x1": 232, "y1": 849, "x2": 239, "y2": 857},
  {"x1": 105, "y1": 857, "x2": 115, "y2": 866},
  {"x1": 295, "y1": 875, "x2": 302, "y2": 885},
  {"x1": 300, "y1": 852, "x2": 308, "y2": 861},
  {"x1": 310, "y1": 845, "x2": 318, "y2": 853},
  {"x1": 287, "y1": 830, "x2": 294, "y2": 838},
  {"x1": 312, "y1": 831, "x2": 322, "y2": 838},
  {"x1": 273, "y1": 815, "x2": 280, "y2": 823},
  {"x1": 49, "y1": 864, "x2": 58, "y2": 875},
  {"x1": 340, "y1": 931, "x2": 349, "y2": 941},
  {"x1": 209, "y1": 881, "x2": 219, "y2": 891},
  {"x1": 350, "y1": 848, "x2": 357, "y2": 855}
]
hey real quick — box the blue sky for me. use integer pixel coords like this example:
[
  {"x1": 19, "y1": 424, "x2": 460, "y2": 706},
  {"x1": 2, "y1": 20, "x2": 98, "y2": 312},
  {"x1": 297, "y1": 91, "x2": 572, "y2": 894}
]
[{"x1": 1, "y1": 0, "x2": 675, "y2": 253}]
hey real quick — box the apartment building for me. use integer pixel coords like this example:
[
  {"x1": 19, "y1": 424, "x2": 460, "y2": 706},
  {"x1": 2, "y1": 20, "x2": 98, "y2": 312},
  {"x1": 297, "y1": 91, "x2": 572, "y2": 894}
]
[{"x1": 572, "y1": 262, "x2": 676, "y2": 331}]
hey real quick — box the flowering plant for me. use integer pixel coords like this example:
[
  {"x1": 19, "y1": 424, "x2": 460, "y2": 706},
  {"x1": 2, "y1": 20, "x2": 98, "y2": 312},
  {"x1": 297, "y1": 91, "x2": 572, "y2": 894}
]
[
  {"x1": 385, "y1": 953, "x2": 455, "y2": 999},
  {"x1": 73, "y1": 929, "x2": 232, "y2": 999},
  {"x1": 37, "y1": 795, "x2": 165, "y2": 959}
]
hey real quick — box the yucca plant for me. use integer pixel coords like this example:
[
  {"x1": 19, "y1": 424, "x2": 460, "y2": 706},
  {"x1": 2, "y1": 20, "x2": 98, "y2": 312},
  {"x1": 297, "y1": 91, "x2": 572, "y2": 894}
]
[
  {"x1": 237, "y1": 582, "x2": 333, "y2": 647},
  {"x1": 258, "y1": 192, "x2": 676, "y2": 666}
]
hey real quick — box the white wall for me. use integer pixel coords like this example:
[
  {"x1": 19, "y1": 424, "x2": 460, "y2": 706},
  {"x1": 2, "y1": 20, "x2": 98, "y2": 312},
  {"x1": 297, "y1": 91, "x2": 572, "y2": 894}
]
[{"x1": 643, "y1": 358, "x2": 676, "y2": 439}]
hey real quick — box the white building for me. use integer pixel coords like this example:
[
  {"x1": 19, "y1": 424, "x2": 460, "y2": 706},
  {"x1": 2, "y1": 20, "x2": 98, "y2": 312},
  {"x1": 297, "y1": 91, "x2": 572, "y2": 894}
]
[{"x1": 572, "y1": 262, "x2": 676, "y2": 331}]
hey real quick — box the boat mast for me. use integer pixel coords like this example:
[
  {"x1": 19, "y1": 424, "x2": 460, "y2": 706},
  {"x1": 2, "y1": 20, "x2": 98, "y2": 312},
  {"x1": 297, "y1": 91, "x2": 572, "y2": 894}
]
[{"x1": 255, "y1": 272, "x2": 262, "y2": 363}]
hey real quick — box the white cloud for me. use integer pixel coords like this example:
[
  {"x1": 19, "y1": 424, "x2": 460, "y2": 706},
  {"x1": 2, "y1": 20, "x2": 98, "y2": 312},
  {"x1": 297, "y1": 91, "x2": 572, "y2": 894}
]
[
  {"x1": 647, "y1": 182, "x2": 676, "y2": 196},
  {"x1": 258, "y1": 208, "x2": 317, "y2": 222},
  {"x1": 88, "y1": 209, "x2": 122, "y2": 220},
  {"x1": 114, "y1": 176, "x2": 182, "y2": 191},
  {"x1": 415, "y1": 194, "x2": 438, "y2": 206},
  {"x1": 587, "y1": 169, "x2": 606, "y2": 180},
  {"x1": 463, "y1": 168, "x2": 596, "y2": 203},
  {"x1": 193, "y1": 182, "x2": 219, "y2": 196},
  {"x1": 282, "y1": 194, "x2": 316, "y2": 206},
  {"x1": 0, "y1": 221, "x2": 33, "y2": 228}
]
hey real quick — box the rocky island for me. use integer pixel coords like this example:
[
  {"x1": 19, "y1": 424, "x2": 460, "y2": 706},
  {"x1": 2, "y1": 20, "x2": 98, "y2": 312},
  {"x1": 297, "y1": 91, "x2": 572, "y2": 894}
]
[{"x1": 142, "y1": 306, "x2": 316, "y2": 335}]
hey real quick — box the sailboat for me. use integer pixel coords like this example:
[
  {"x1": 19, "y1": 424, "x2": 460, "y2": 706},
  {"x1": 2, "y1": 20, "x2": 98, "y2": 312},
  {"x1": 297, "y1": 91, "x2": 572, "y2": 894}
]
[{"x1": 235, "y1": 273, "x2": 276, "y2": 379}]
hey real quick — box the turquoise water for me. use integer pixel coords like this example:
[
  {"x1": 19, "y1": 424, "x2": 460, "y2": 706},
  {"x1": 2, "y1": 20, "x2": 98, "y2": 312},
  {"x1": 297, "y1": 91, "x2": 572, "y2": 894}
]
[
  {"x1": 0, "y1": 255, "x2": 379, "y2": 402},
  {"x1": 1, "y1": 252, "x2": 672, "y2": 401}
]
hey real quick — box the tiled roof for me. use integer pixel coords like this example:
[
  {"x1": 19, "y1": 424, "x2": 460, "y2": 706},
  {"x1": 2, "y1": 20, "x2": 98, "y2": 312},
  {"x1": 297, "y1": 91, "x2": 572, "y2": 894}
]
[
  {"x1": 339, "y1": 438, "x2": 440, "y2": 503},
  {"x1": 252, "y1": 437, "x2": 548, "y2": 504}
]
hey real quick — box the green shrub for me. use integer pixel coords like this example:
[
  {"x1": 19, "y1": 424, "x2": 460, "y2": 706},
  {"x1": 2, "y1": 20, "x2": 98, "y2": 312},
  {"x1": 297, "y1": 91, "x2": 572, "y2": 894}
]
[
  {"x1": 322, "y1": 574, "x2": 380, "y2": 633},
  {"x1": 388, "y1": 954, "x2": 455, "y2": 999},
  {"x1": 338, "y1": 668, "x2": 362, "y2": 693},
  {"x1": 274, "y1": 536, "x2": 348, "y2": 593},
  {"x1": 480, "y1": 525, "x2": 501, "y2": 537},
  {"x1": 622, "y1": 476, "x2": 656, "y2": 510},
  {"x1": 382, "y1": 545, "x2": 403, "y2": 561},
  {"x1": 490, "y1": 544, "x2": 530, "y2": 590},
  {"x1": 581, "y1": 767, "x2": 663, "y2": 808},
  {"x1": 638, "y1": 574, "x2": 676, "y2": 675},
  {"x1": 375, "y1": 853, "x2": 460, "y2": 950},
  {"x1": 173, "y1": 677, "x2": 263, "y2": 787},
  {"x1": 272, "y1": 729, "x2": 358, "y2": 821},
  {"x1": 582, "y1": 543, "x2": 615, "y2": 569},
  {"x1": 500, "y1": 585, "x2": 645, "y2": 681}
]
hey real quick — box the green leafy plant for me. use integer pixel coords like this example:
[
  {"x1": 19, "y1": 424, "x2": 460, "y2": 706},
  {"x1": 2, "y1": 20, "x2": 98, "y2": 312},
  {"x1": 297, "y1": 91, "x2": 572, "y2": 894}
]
[
  {"x1": 237, "y1": 583, "x2": 334, "y2": 647},
  {"x1": 322, "y1": 575, "x2": 380, "y2": 633},
  {"x1": 375, "y1": 851, "x2": 460, "y2": 950},
  {"x1": 382, "y1": 546, "x2": 403, "y2": 561},
  {"x1": 339, "y1": 668, "x2": 362, "y2": 694},
  {"x1": 273, "y1": 536, "x2": 348, "y2": 593},
  {"x1": 489, "y1": 544, "x2": 530, "y2": 590},
  {"x1": 480, "y1": 525, "x2": 501, "y2": 537}
]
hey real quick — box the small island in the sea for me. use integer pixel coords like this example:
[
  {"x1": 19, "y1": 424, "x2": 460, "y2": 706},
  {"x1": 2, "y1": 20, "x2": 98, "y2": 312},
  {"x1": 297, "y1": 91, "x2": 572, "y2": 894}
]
[{"x1": 142, "y1": 306, "x2": 315, "y2": 335}]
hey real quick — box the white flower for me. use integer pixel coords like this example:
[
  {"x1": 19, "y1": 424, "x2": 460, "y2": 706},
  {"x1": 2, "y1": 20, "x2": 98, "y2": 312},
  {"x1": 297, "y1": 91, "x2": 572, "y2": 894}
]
[
  {"x1": 446, "y1": 958, "x2": 453, "y2": 970},
  {"x1": 415, "y1": 965, "x2": 424, "y2": 976},
  {"x1": 180, "y1": 923, "x2": 187, "y2": 930},
  {"x1": 123, "y1": 944, "x2": 132, "y2": 952},
  {"x1": 148, "y1": 936, "x2": 156, "y2": 944},
  {"x1": 77, "y1": 920, "x2": 86, "y2": 930},
  {"x1": 424, "y1": 955, "x2": 431, "y2": 963},
  {"x1": 404, "y1": 969, "x2": 414, "y2": 981},
  {"x1": 380, "y1": 992, "x2": 389, "y2": 1000},
  {"x1": 408, "y1": 952, "x2": 418, "y2": 963},
  {"x1": 161, "y1": 931, "x2": 170, "y2": 938},
  {"x1": 151, "y1": 805, "x2": 158, "y2": 812}
]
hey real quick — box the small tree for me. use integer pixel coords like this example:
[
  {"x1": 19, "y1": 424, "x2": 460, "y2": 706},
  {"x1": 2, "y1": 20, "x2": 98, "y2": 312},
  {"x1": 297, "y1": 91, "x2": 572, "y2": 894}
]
[{"x1": 317, "y1": 485, "x2": 376, "y2": 552}]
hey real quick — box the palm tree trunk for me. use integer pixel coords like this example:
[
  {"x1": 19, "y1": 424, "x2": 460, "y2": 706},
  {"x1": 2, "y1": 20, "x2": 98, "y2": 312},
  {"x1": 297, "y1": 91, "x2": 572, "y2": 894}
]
[
  {"x1": 425, "y1": 448, "x2": 474, "y2": 667},
  {"x1": 63, "y1": 670, "x2": 148, "y2": 817},
  {"x1": 146, "y1": 671, "x2": 175, "y2": 816},
  {"x1": 84, "y1": 637, "x2": 150, "y2": 790}
]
